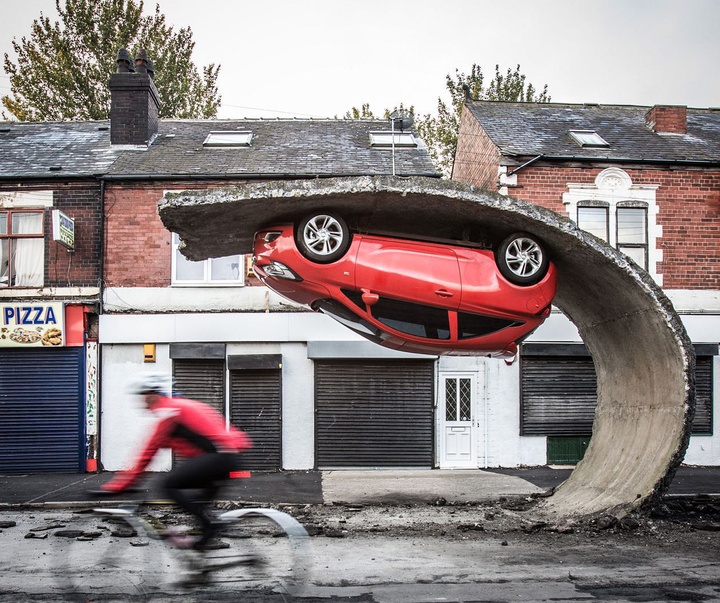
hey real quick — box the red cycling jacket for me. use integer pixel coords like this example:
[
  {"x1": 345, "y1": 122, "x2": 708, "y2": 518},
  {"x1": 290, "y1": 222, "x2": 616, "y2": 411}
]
[{"x1": 102, "y1": 395, "x2": 252, "y2": 492}]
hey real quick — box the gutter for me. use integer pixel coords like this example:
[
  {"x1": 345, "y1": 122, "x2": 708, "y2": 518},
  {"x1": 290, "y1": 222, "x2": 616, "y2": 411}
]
[
  {"x1": 506, "y1": 155, "x2": 720, "y2": 169},
  {"x1": 98, "y1": 172, "x2": 442, "y2": 181}
]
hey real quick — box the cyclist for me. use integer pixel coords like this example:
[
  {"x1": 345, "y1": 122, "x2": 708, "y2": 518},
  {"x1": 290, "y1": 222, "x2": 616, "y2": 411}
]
[{"x1": 100, "y1": 372, "x2": 252, "y2": 550}]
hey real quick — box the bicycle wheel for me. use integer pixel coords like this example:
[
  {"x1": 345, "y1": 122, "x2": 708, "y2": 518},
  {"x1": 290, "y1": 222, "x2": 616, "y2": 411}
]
[
  {"x1": 54, "y1": 509, "x2": 167, "y2": 602},
  {"x1": 197, "y1": 507, "x2": 312, "y2": 598}
]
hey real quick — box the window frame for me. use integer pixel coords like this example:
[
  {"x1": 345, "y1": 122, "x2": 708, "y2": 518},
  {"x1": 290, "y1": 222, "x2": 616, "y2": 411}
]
[
  {"x1": 171, "y1": 232, "x2": 245, "y2": 287},
  {"x1": 202, "y1": 131, "x2": 253, "y2": 148},
  {"x1": 0, "y1": 208, "x2": 45, "y2": 288},
  {"x1": 369, "y1": 131, "x2": 417, "y2": 148},
  {"x1": 563, "y1": 168, "x2": 659, "y2": 283}
]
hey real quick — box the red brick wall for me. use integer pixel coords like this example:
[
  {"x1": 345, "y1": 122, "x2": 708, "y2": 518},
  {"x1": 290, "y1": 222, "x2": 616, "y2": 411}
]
[
  {"x1": 103, "y1": 181, "x2": 264, "y2": 288},
  {"x1": 51, "y1": 185, "x2": 103, "y2": 287},
  {"x1": 0, "y1": 182, "x2": 102, "y2": 288},
  {"x1": 511, "y1": 166, "x2": 720, "y2": 290}
]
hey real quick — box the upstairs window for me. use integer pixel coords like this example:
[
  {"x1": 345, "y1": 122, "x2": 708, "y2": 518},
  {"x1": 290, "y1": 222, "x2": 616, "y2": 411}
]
[
  {"x1": 0, "y1": 210, "x2": 44, "y2": 287},
  {"x1": 172, "y1": 233, "x2": 244, "y2": 286},
  {"x1": 369, "y1": 131, "x2": 417, "y2": 147},
  {"x1": 203, "y1": 131, "x2": 253, "y2": 147},
  {"x1": 564, "y1": 168, "x2": 658, "y2": 282}
]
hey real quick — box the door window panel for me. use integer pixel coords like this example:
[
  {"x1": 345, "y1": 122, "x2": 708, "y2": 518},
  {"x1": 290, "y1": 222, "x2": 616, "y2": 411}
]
[
  {"x1": 371, "y1": 297, "x2": 450, "y2": 340},
  {"x1": 458, "y1": 312, "x2": 520, "y2": 339}
]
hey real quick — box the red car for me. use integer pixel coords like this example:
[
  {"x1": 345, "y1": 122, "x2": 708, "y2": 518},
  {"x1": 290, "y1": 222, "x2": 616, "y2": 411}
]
[{"x1": 252, "y1": 212, "x2": 557, "y2": 359}]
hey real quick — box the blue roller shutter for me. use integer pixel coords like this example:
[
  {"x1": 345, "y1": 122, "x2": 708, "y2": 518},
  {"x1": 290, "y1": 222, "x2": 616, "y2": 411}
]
[{"x1": 0, "y1": 347, "x2": 85, "y2": 473}]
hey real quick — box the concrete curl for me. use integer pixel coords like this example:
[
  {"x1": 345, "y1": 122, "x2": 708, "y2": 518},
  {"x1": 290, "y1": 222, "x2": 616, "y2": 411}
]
[{"x1": 159, "y1": 175, "x2": 695, "y2": 518}]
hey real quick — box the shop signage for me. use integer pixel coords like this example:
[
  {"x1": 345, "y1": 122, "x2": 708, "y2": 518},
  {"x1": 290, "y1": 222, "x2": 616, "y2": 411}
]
[
  {"x1": 0, "y1": 302, "x2": 64, "y2": 347},
  {"x1": 52, "y1": 209, "x2": 75, "y2": 250}
]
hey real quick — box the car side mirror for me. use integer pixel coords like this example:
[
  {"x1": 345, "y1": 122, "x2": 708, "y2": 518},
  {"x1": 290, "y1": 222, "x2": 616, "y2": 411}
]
[{"x1": 361, "y1": 289, "x2": 380, "y2": 306}]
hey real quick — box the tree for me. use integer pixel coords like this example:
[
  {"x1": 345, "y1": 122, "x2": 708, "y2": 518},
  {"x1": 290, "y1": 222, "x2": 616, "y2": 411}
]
[
  {"x1": 2, "y1": 0, "x2": 220, "y2": 121},
  {"x1": 415, "y1": 64, "x2": 551, "y2": 177},
  {"x1": 342, "y1": 103, "x2": 414, "y2": 121}
]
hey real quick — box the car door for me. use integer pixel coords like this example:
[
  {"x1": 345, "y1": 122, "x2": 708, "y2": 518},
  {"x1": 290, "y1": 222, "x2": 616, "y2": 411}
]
[{"x1": 354, "y1": 236, "x2": 461, "y2": 309}]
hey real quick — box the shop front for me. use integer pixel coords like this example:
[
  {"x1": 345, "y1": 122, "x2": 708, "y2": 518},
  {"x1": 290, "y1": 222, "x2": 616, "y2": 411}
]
[{"x1": 0, "y1": 302, "x2": 95, "y2": 473}]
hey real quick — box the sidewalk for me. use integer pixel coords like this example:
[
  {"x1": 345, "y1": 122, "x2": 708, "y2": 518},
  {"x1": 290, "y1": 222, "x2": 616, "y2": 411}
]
[{"x1": 0, "y1": 466, "x2": 718, "y2": 508}]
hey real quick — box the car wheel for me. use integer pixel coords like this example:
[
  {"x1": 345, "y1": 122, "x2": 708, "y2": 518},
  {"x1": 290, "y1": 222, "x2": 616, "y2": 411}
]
[
  {"x1": 295, "y1": 212, "x2": 351, "y2": 263},
  {"x1": 496, "y1": 232, "x2": 549, "y2": 286}
]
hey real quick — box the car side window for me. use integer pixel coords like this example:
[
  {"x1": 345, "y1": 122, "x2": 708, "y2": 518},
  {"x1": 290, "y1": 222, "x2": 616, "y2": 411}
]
[
  {"x1": 457, "y1": 312, "x2": 521, "y2": 340},
  {"x1": 371, "y1": 297, "x2": 450, "y2": 340}
]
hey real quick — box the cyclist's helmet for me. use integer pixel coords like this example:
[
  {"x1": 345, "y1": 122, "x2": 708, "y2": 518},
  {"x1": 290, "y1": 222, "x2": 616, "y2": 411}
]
[{"x1": 129, "y1": 372, "x2": 173, "y2": 395}]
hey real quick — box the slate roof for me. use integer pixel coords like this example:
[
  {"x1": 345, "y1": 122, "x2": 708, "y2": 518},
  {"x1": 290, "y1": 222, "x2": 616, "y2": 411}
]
[
  {"x1": 0, "y1": 118, "x2": 438, "y2": 180},
  {"x1": 465, "y1": 101, "x2": 720, "y2": 165},
  {"x1": 0, "y1": 121, "x2": 121, "y2": 178}
]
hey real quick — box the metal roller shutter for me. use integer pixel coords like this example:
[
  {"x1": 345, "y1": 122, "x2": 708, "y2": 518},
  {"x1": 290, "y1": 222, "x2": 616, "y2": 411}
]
[
  {"x1": 522, "y1": 354, "x2": 714, "y2": 436},
  {"x1": 172, "y1": 359, "x2": 225, "y2": 415},
  {"x1": 315, "y1": 360, "x2": 434, "y2": 468},
  {"x1": 521, "y1": 356, "x2": 597, "y2": 436},
  {"x1": 0, "y1": 347, "x2": 84, "y2": 473},
  {"x1": 230, "y1": 370, "x2": 282, "y2": 470},
  {"x1": 694, "y1": 357, "x2": 713, "y2": 435}
]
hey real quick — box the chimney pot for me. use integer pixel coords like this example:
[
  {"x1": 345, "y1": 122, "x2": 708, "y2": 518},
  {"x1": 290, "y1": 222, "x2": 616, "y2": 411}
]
[
  {"x1": 116, "y1": 48, "x2": 134, "y2": 73},
  {"x1": 135, "y1": 49, "x2": 149, "y2": 74}
]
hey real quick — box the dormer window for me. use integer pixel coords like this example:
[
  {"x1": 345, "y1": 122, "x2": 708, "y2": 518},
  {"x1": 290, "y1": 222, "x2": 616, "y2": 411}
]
[
  {"x1": 203, "y1": 131, "x2": 253, "y2": 148},
  {"x1": 369, "y1": 131, "x2": 417, "y2": 148},
  {"x1": 569, "y1": 130, "x2": 609, "y2": 148}
]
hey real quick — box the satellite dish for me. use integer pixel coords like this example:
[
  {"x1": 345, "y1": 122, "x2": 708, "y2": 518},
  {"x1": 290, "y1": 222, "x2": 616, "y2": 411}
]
[{"x1": 389, "y1": 109, "x2": 414, "y2": 131}]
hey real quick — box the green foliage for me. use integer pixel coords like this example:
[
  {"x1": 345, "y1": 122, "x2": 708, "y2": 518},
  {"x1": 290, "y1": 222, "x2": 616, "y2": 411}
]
[
  {"x1": 342, "y1": 103, "x2": 414, "y2": 121},
  {"x1": 2, "y1": 0, "x2": 220, "y2": 121},
  {"x1": 415, "y1": 64, "x2": 551, "y2": 177}
]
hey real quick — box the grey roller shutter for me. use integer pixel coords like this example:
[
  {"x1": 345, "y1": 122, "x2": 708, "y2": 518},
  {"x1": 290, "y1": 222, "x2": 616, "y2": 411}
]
[
  {"x1": 315, "y1": 360, "x2": 434, "y2": 468},
  {"x1": 0, "y1": 347, "x2": 84, "y2": 473},
  {"x1": 521, "y1": 356, "x2": 597, "y2": 436},
  {"x1": 230, "y1": 369, "x2": 282, "y2": 470},
  {"x1": 522, "y1": 353, "x2": 714, "y2": 436},
  {"x1": 694, "y1": 356, "x2": 713, "y2": 435},
  {"x1": 172, "y1": 359, "x2": 225, "y2": 415}
]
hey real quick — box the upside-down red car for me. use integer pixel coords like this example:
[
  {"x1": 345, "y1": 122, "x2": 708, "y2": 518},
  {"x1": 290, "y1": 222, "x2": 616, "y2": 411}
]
[{"x1": 252, "y1": 212, "x2": 557, "y2": 360}]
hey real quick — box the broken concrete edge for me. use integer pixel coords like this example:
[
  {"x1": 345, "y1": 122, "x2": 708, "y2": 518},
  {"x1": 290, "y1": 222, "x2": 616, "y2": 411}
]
[{"x1": 157, "y1": 175, "x2": 695, "y2": 520}]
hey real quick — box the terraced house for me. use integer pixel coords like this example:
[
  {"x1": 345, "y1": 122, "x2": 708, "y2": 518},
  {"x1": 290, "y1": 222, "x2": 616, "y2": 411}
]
[{"x1": 453, "y1": 100, "x2": 720, "y2": 466}]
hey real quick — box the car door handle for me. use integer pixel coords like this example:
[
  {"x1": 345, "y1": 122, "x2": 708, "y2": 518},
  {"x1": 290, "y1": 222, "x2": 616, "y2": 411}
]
[{"x1": 435, "y1": 289, "x2": 454, "y2": 298}]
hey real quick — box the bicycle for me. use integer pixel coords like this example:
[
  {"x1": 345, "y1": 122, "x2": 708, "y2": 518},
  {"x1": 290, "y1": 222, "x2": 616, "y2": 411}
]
[{"x1": 53, "y1": 490, "x2": 312, "y2": 602}]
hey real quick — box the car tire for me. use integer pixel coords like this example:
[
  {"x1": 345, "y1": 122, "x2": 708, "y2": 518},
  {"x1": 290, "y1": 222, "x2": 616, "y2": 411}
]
[
  {"x1": 496, "y1": 232, "x2": 549, "y2": 286},
  {"x1": 295, "y1": 212, "x2": 352, "y2": 263}
]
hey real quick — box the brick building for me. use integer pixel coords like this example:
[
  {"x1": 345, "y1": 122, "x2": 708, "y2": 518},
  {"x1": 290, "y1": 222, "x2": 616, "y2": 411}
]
[
  {"x1": 453, "y1": 100, "x2": 720, "y2": 465},
  {"x1": 2, "y1": 53, "x2": 448, "y2": 474},
  {"x1": 0, "y1": 123, "x2": 115, "y2": 472}
]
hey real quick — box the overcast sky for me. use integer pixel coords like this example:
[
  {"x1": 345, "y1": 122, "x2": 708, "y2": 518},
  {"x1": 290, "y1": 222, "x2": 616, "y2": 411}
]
[{"x1": 1, "y1": 0, "x2": 719, "y2": 120}]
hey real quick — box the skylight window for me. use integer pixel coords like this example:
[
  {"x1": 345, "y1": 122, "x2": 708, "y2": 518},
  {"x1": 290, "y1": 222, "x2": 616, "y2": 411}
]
[
  {"x1": 369, "y1": 131, "x2": 417, "y2": 148},
  {"x1": 203, "y1": 131, "x2": 253, "y2": 147},
  {"x1": 569, "y1": 130, "x2": 609, "y2": 148}
]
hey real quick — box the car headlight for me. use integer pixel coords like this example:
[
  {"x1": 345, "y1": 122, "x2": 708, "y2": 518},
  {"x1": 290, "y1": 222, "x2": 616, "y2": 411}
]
[{"x1": 263, "y1": 261, "x2": 302, "y2": 281}]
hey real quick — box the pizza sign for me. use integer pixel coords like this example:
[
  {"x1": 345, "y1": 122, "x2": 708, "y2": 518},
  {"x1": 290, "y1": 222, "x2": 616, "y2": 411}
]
[{"x1": 1, "y1": 302, "x2": 64, "y2": 347}]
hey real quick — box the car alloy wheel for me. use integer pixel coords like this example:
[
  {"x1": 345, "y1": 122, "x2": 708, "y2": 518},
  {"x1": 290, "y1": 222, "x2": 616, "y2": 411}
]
[
  {"x1": 295, "y1": 212, "x2": 351, "y2": 263},
  {"x1": 496, "y1": 232, "x2": 549, "y2": 286}
]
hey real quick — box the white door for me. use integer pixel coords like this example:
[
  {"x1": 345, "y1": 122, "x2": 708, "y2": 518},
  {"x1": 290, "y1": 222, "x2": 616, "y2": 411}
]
[{"x1": 438, "y1": 373, "x2": 477, "y2": 468}]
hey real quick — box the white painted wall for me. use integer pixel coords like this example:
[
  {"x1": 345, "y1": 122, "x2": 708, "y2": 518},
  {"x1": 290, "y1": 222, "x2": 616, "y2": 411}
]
[{"x1": 100, "y1": 285, "x2": 720, "y2": 470}]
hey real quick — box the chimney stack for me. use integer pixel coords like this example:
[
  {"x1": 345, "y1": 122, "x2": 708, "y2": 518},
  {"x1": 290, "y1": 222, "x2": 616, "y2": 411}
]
[
  {"x1": 109, "y1": 48, "x2": 160, "y2": 146},
  {"x1": 645, "y1": 105, "x2": 687, "y2": 134}
]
